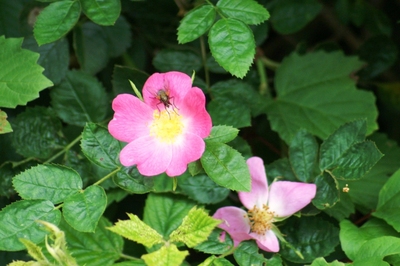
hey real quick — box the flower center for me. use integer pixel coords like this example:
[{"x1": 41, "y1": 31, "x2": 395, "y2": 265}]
[
  {"x1": 247, "y1": 204, "x2": 275, "y2": 235},
  {"x1": 149, "y1": 109, "x2": 183, "y2": 143}
]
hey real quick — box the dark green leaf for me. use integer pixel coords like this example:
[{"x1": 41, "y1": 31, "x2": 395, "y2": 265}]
[
  {"x1": 81, "y1": 0, "x2": 121, "y2": 26},
  {"x1": 11, "y1": 107, "x2": 64, "y2": 159},
  {"x1": 205, "y1": 126, "x2": 239, "y2": 144},
  {"x1": 63, "y1": 185, "x2": 107, "y2": 232},
  {"x1": 0, "y1": 200, "x2": 61, "y2": 251},
  {"x1": 217, "y1": 0, "x2": 270, "y2": 25},
  {"x1": 13, "y1": 164, "x2": 82, "y2": 204},
  {"x1": 208, "y1": 18, "x2": 255, "y2": 78},
  {"x1": 289, "y1": 129, "x2": 318, "y2": 182},
  {"x1": 194, "y1": 228, "x2": 233, "y2": 255},
  {"x1": 0, "y1": 164, "x2": 16, "y2": 198},
  {"x1": 270, "y1": 0, "x2": 322, "y2": 34},
  {"x1": 112, "y1": 65, "x2": 149, "y2": 95},
  {"x1": 33, "y1": 0, "x2": 81, "y2": 45},
  {"x1": 233, "y1": 241, "x2": 268, "y2": 266},
  {"x1": 0, "y1": 1, "x2": 25, "y2": 38},
  {"x1": 265, "y1": 158, "x2": 297, "y2": 182},
  {"x1": 113, "y1": 167, "x2": 154, "y2": 194},
  {"x1": 323, "y1": 192, "x2": 355, "y2": 221},
  {"x1": 178, "y1": 4, "x2": 216, "y2": 44},
  {"x1": 201, "y1": 141, "x2": 251, "y2": 191},
  {"x1": 102, "y1": 16, "x2": 131, "y2": 57},
  {"x1": 50, "y1": 70, "x2": 108, "y2": 127},
  {"x1": 280, "y1": 216, "x2": 339, "y2": 263},
  {"x1": 312, "y1": 173, "x2": 339, "y2": 210},
  {"x1": 207, "y1": 97, "x2": 251, "y2": 128},
  {"x1": 81, "y1": 123, "x2": 122, "y2": 169},
  {"x1": 152, "y1": 49, "x2": 202, "y2": 75}
]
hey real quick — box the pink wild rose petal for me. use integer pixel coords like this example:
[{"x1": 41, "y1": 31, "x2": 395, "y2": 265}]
[{"x1": 250, "y1": 230, "x2": 280, "y2": 252}]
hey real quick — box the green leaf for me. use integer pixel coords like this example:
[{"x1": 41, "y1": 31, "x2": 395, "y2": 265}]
[
  {"x1": 208, "y1": 18, "x2": 255, "y2": 78},
  {"x1": 178, "y1": 174, "x2": 230, "y2": 204},
  {"x1": 0, "y1": 36, "x2": 53, "y2": 108},
  {"x1": 143, "y1": 193, "x2": 195, "y2": 239},
  {"x1": 81, "y1": 0, "x2": 121, "y2": 26},
  {"x1": 60, "y1": 217, "x2": 123, "y2": 266},
  {"x1": 18, "y1": 238, "x2": 46, "y2": 263},
  {"x1": 266, "y1": 51, "x2": 378, "y2": 144},
  {"x1": 310, "y1": 257, "x2": 346, "y2": 266},
  {"x1": 270, "y1": 0, "x2": 322, "y2": 34},
  {"x1": 0, "y1": 200, "x2": 61, "y2": 251},
  {"x1": 169, "y1": 207, "x2": 220, "y2": 247},
  {"x1": 331, "y1": 141, "x2": 383, "y2": 180},
  {"x1": 0, "y1": 110, "x2": 12, "y2": 133},
  {"x1": 323, "y1": 192, "x2": 355, "y2": 221},
  {"x1": 11, "y1": 107, "x2": 65, "y2": 159},
  {"x1": 108, "y1": 213, "x2": 164, "y2": 248},
  {"x1": 195, "y1": 228, "x2": 234, "y2": 255},
  {"x1": 265, "y1": 157, "x2": 298, "y2": 182},
  {"x1": 63, "y1": 185, "x2": 107, "y2": 232},
  {"x1": 201, "y1": 141, "x2": 251, "y2": 191},
  {"x1": 233, "y1": 241, "x2": 268, "y2": 266},
  {"x1": 319, "y1": 120, "x2": 367, "y2": 170},
  {"x1": 199, "y1": 256, "x2": 235, "y2": 266},
  {"x1": 81, "y1": 123, "x2": 122, "y2": 169},
  {"x1": 280, "y1": 216, "x2": 339, "y2": 263},
  {"x1": 0, "y1": 1, "x2": 25, "y2": 38},
  {"x1": 217, "y1": 0, "x2": 270, "y2": 25},
  {"x1": 178, "y1": 4, "x2": 216, "y2": 44},
  {"x1": 112, "y1": 65, "x2": 149, "y2": 95},
  {"x1": 141, "y1": 244, "x2": 188, "y2": 266},
  {"x1": 288, "y1": 129, "x2": 318, "y2": 182},
  {"x1": 353, "y1": 236, "x2": 400, "y2": 264},
  {"x1": 113, "y1": 167, "x2": 154, "y2": 194},
  {"x1": 153, "y1": 49, "x2": 202, "y2": 75},
  {"x1": 50, "y1": 70, "x2": 108, "y2": 127},
  {"x1": 207, "y1": 97, "x2": 251, "y2": 128},
  {"x1": 312, "y1": 173, "x2": 339, "y2": 210},
  {"x1": 13, "y1": 164, "x2": 83, "y2": 204},
  {"x1": 34, "y1": 0, "x2": 81, "y2": 45}
]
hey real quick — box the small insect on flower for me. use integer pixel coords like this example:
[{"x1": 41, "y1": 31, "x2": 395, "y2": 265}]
[{"x1": 154, "y1": 88, "x2": 179, "y2": 117}]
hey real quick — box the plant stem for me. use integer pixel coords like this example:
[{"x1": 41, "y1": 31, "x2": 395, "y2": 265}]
[
  {"x1": 200, "y1": 36, "x2": 211, "y2": 94},
  {"x1": 93, "y1": 167, "x2": 121, "y2": 186},
  {"x1": 44, "y1": 135, "x2": 82, "y2": 164}
]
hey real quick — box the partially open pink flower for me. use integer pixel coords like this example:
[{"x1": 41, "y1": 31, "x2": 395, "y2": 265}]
[
  {"x1": 108, "y1": 71, "x2": 212, "y2": 177},
  {"x1": 213, "y1": 157, "x2": 317, "y2": 252}
]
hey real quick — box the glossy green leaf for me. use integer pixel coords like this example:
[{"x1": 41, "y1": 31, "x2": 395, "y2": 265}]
[
  {"x1": 265, "y1": 157, "x2": 298, "y2": 182},
  {"x1": 331, "y1": 141, "x2": 383, "y2": 180},
  {"x1": 201, "y1": 141, "x2": 251, "y2": 191},
  {"x1": 178, "y1": 4, "x2": 216, "y2": 44},
  {"x1": 323, "y1": 192, "x2": 355, "y2": 221},
  {"x1": 205, "y1": 126, "x2": 239, "y2": 144},
  {"x1": 81, "y1": 0, "x2": 121, "y2": 26},
  {"x1": 312, "y1": 173, "x2": 339, "y2": 210},
  {"x1": 178, "y1": 174, "x2": 230, "y2": 204},
  {"x1": 141, "y1": 244, "x2": 188, "y2": 266},
  {"x1": 289, "y1": 129, "x2": 318, "y2": 182},
  {"x1": 280, "y1": 216, "x2": 339, "y2": 263},
  {"x1": 63, "y1": 185, "x2": 107, "y2": 232},
  {"x1": 60, "y1": 217, "x2": 123, "y2": 266},
  {"x1": 217, "y1": 0, "x2": 270, "y2": 25},
  {"x1": 0, "y1": 110, "x2": 12, "y2": 134},
  {"x1": 319, "y1": 120, "x2": 367, "y2": 170},
  {"x1": 266, "y1": 51, "x2": 378, "y2": 144},
  {"x1": 0, "y1": 200, "x2": 61, "y2": 251},
  {"x1": 195, "y1": 228, "x2": 233, "y2": 255},
  {"x1": 113, "y1": 167, "x2": 154, "y2": 194},
  {"x1": 50, "y1": 70, "x2": 108, "y2": 127},
  {"x1": 207, "y1": 97, "x2": 251, "y2": 128},
  {"x1": 107, "y1": 213, "x2": 164, "y2": 248},
  {"x1": 143, "y1": 193, "x2": 196, "y2": 239},
  {"x1": 13, "y1": 164, "x2": 82, "y2": 204},
  {"x1": 169, "y1": 207, "x2": 220, "y2": 247},
  {"x1": 233, "y1": 241, "x2": 268, "y2": 266},
  {"x1": 11, "y1": 107, "x2": 65, "y2": 159},
  {"x1": 34, "y1": 0, "x2": 81, "y2": 45},
  {"x1": 208, "y1": 18, "x2": 255, "y2": 78},
  {"x1": 81, "y1": 123, "x2": 122, "y2": 169},
  {"x1": 153, "y1": 49, "x2": 202, "y2": 75},
  {"x1": 0, "y1": 36, "x2": 53, "y2": 108},
  {"x1": 270, "y1": 0, "x2": 322, "y2": 34}
]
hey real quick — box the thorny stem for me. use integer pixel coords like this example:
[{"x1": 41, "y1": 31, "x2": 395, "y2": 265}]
[{"x1": 43, "y1": 135, "x2": 82, "y2": 164}]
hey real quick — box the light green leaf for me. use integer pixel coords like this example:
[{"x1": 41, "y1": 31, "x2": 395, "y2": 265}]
[
  {"x1": 81, "y1": 0, "x2": 121, "y2": 26},
  {"x1": 153, "y1": 49, "x2": 202, "y2": 74},
  {"x1": 141, "y1": 244, "x2": 188, "y2": 266},
  {"x1": 353, "y1": 236, "x2": 400, "y2": 264},
  {"x1": 169, "y1": 207, "x2": 220, "y2": 247},
  {"x1": 50, "y1": 70, "x2": 108, "y2": 127},
  {"x1": 310, "y1": 257, "x2": 346, "y2": 266},
  {"x1": 217, "y1": 0, "x2": 270, "y2": 25},
  {"x1": 107, "y1": 213, "x2": 164, "y2": 248},
  {"x1": 199, "y1": 256, "x2": 235, "y2": 266},
  {"x1": 18, "y1": 238, "x2": 47, "y2": 263},
  {"x1": 0, "y1": 36, "x2": 53, "y2": 108},
  {"x1": 34, "y1": 0, "x2": 81, "y2": 45},
  {"x1": 233, "y1": 241, "x2": 268, "y2": 266},
  {"x1": 178, "y1": 4, "x2": 216, "y2": 44},
  {"x1": 266, "y1": 51, "x2": 378, "y2": 143},
  {"x1": 63, "y1": 185, "x2": 107, "y2": 232},
  {"x1": 201, "y1": 141, "x2": 251, "y2": 191},
  {"x1": 208, "y1": 18, "x2": 255, "y2": 78},
  {"x1": 0, "y1": 200, "x2": 61, "y2": 251},
  {"x1": 13, "y1": 164, "x2": 82, "y2": 204},
  {"x1": 0, "y1": 110, "x2": 12, "y2": 133}
]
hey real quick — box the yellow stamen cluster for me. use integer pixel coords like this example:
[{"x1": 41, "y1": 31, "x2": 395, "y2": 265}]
[
  {"x1": 247, "y1": 204, "x2": 275, "y2": 235},
  {"x1": 149, "y1": 109, "x2": 183, "y2": 143}
]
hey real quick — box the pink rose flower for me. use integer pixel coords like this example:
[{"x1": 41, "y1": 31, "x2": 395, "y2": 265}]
[
  {"x1": 213, "y1": 157, "x2": 317, "y2": 252},
  {"x1": 108, "y1": 71, "x2": 212, "y2": 177}
]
